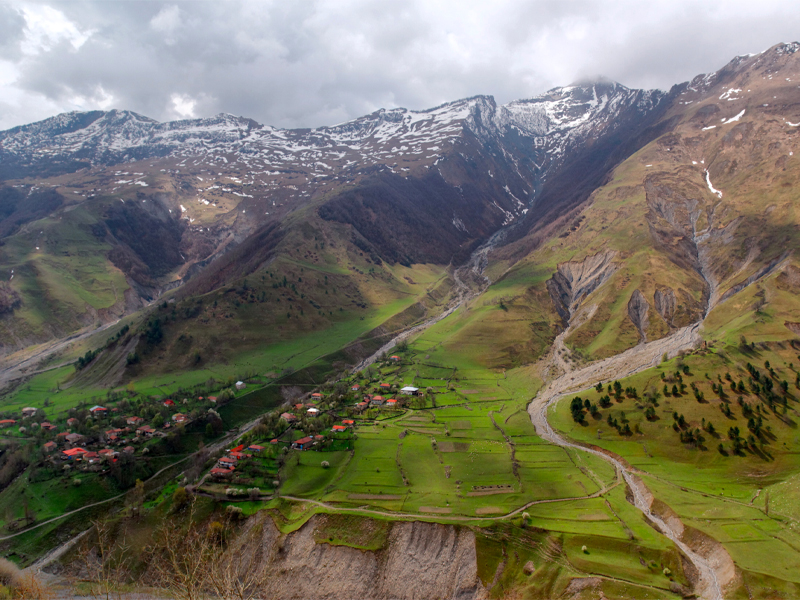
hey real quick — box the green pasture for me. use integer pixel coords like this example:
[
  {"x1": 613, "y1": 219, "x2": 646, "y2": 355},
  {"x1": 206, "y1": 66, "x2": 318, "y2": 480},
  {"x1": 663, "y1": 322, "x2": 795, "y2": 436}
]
[{"x1": 549, "y1": 341, "x2": 800, "y2": 588}]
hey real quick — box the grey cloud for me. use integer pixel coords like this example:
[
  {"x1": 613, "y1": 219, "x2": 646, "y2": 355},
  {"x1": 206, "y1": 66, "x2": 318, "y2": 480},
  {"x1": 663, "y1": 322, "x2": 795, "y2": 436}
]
[
  {"x1": 2, "y1": 0, "x2": 800, "y2": 131},
  {"x1": 0, "y1": 3, "x2": 26, "y2": 56}
]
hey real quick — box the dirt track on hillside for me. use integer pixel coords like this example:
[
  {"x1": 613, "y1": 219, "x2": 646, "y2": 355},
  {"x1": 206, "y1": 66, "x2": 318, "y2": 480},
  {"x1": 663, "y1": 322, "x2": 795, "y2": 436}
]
[{"x1": 527, "y1": 322, "x2": 728, "y2": 600}]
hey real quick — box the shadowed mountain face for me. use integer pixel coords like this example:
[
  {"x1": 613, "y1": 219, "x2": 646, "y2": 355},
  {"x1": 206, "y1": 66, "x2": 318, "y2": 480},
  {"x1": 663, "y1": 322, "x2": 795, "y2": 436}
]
[{"x1": 1, "y1": 43, "x2": 799, "y2": 358}]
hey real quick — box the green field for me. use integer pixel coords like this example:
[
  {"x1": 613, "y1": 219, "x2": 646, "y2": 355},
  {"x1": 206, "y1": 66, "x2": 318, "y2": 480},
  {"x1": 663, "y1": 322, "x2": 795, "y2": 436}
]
[{"x1": 549, "y1": 341, "x2": 800, "y2": 589}]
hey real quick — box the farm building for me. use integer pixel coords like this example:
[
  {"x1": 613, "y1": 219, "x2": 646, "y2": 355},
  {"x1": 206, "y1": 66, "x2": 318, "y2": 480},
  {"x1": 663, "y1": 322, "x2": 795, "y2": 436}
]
[
  {"x1": 22, "y1": 407, "x2": 37, "y2": 418},
  {"x1": 291, "y1": 436, "x2": 314, "y2": 450},
  {"x1": 235, "y1": 381, "x2": 247, "y2": 390},
  {"x1": 62, "y1": 448, "x2": 87, "y2": 460},
  {"x1": 400, "y1": 386, "x2": 420, "y2": 396}
]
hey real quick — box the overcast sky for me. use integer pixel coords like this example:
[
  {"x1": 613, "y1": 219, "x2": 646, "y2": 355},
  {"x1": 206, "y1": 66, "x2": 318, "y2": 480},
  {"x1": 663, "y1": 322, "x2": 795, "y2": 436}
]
[{"x1": 1, "y1": 0, "x2": 799, "y2": 131}]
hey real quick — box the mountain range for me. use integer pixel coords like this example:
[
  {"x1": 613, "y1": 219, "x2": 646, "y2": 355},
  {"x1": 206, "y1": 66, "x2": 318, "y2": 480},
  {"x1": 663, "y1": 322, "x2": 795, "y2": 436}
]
[{"x1": 0, "y1": 41, "x2": 798, "y2": 375}]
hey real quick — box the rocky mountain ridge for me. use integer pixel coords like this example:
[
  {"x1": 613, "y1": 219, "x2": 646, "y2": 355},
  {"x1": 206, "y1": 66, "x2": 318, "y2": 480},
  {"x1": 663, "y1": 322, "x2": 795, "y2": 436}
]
[{"x1": 1, "y1": 42, "x2": 798, "y2": 359}]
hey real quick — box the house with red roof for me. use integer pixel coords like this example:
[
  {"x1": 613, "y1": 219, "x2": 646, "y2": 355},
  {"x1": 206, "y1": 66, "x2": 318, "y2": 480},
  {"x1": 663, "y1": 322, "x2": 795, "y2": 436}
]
[
  {"x1": 386, "y1": 398, "x2": 398, "y2": 407},
  {"x1": 43, "y1": 441, "x2": 57, "y2": 452},
  {"x1": 89, "y1": 406, "x2": 107, "y2": 416},
  {"x1": 172, "y1": 413, "x2": 188, "y2": 424},
  {"x1": 370, "y1": 395, "x2": 385, "y2": 406},
  {"x1": 218, "y1": 457, "x2": 237, "y2": 469},
  {"x1": 379, "y1": 383, "x2": 391, "y2": 390},
  {"x1": 105, "y1": 428, "x2": 125, "y2": 442},
  {"x1": 99, "y1": 449, "x2": 117, "y2": 460},
  {"x1": 311, "y1": 392, "x2": 322, "y2": 400},
  {"x1": 126, "y1": 416, "x2": 144, "y2": 426},
  {"x1": 62, "y1": 447, "x2": 87, "y2": 460},
  {"x1": 390, "y1": 355, "x2": 400, "y2": 361},
  {"x1": 163, "y1": 400, "x2": 175, "y2": 407},
  {"x1": 210, "y1": 467, "x2": 233, "y2": 478},
  {"x1": 248, "y1": 444, "x2": 264, "y2": 452},
  {"x1": 351, "y1": 384, "x2": 360, "y2": 391},
  {"x1": 280, "y1": 412, "x2": 298, "y2": 423},
  {"x1": 0, "y1": 419, "x2": 16, "y2": 428},
  {"x1": 342, "y1": 419, "x2": 355, "y2": 426},
  {"x1": 291, "y1": 436, "x2": 314, "y2": 450},
  {"x1": 332, "y1": 425, "x2": 347, "y2": 432},
  {"x1": 137, "y1": 425, "x2": 156, "y2": 437},
  {"x1": 40, "y1": 421, "x2": 57, "y2": 431}
]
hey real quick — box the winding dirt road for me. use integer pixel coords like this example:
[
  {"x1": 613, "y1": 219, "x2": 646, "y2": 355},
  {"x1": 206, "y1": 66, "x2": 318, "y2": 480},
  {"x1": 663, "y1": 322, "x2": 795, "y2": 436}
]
[{"x1": 527, "y1": 323, "x2": 725, "y2": 600}]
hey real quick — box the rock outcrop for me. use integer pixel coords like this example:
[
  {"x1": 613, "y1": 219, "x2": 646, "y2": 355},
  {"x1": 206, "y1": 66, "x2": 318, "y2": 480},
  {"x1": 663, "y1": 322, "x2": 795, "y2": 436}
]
[
  {"x1": 234, "y1": 514, "x2": 484, "y2": 600},
  {"x1": 654, "y1": 287, "x2": 676, "y2": 327},
  {"x1": 546, "y1": 251, "x2": 618, "y2": 326},
  {"x1": 627, "y1": 289, "x2": 650, "y2": 344}
]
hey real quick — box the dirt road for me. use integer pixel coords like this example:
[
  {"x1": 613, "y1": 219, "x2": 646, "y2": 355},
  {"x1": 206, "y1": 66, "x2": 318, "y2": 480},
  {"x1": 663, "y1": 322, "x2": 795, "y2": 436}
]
[{"x1": 527, "y1": 323, "x2": 724, "y2": 600}]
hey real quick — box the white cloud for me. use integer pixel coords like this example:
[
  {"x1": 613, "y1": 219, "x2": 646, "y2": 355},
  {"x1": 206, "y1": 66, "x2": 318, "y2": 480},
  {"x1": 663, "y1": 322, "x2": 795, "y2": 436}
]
[
  {"x1": 19, "y1": 4, "x2": 93, "y2": 55},
  {"x1": 170, "y1": 93, "x2": 196, "y2": 118}
]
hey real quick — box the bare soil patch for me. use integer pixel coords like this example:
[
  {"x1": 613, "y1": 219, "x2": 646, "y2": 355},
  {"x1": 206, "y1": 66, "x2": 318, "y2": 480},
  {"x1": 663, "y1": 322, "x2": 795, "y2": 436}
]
[
  {"x1": 419, "y1": 507, "x2": 452, "y2": 514},
  {"x1": 439, "y1": 442, "x2": 471, "y2": 452},
  {"x1": 475, "y1": 506, "x2": 504, "y2": 515},
  {"x1": 347, "y1": 494, "x2": 405, "y2": 500}
]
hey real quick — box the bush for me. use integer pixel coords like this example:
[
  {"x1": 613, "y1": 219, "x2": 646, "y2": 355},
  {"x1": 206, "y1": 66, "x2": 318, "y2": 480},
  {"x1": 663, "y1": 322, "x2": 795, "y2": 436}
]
[
  {"x1": 225, "y1": 506, "x2": 243, "y2": 521},
  {"x1": 0, "y1": 558, "x2": 21, "y2": 588},
  {"x1": 172, "y1": 486, "x2": 190, "y2": 510}
]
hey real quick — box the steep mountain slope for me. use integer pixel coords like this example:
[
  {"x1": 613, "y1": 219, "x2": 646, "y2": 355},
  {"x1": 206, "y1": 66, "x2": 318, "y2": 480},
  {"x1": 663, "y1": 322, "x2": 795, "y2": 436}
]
[
  {"x1": 0, "y1": 83, "x2": 670, "y2": 359},
  {"x1": 484, "y1": 42, "x2": 800, "y2": 361}
]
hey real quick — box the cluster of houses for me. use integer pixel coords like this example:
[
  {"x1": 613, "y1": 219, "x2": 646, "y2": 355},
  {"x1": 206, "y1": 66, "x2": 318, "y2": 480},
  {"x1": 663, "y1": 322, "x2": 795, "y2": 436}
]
[
  {"x1": 0, "y1": 400, "x2": 205, "y2": 471},
  {"x1": 350, "y1": 383, "x2": 419, "y2": 412},
  {"x1": 210, "y1": 443, "x2": 264, "y2": 479}
]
